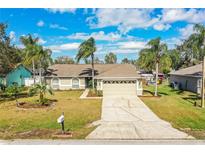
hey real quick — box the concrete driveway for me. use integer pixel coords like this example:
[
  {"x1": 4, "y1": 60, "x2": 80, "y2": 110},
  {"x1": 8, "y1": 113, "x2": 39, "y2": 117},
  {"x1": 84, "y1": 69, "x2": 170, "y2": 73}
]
[{"x1": 87, "y1": 96, "x2": 193, "y2": 140}]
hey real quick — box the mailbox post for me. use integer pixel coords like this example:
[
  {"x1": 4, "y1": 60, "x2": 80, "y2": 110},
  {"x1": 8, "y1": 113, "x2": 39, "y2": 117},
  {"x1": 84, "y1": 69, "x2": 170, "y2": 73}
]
[{"x1": 57, "y1": 112, "x2": 65, "y2": 134}]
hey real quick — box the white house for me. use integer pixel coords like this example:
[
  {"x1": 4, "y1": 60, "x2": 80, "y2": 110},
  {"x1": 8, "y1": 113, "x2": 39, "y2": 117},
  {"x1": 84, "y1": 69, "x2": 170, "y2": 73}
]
[{"x1": 45, "y1": 64, "x2": 143, "y2": 96}]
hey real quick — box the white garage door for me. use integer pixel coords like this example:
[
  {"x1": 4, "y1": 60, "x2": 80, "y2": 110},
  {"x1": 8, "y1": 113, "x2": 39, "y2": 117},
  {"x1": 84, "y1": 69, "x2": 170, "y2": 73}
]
[{"x1": 103, "y1": 80, "x2": 137, "y2": 97}]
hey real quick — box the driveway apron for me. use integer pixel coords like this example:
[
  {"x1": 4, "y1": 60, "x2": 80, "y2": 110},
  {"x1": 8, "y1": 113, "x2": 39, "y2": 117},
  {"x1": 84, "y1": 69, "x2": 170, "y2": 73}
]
[{"x1": 87, "y1": 95, "x2": 193, "y2": 140}]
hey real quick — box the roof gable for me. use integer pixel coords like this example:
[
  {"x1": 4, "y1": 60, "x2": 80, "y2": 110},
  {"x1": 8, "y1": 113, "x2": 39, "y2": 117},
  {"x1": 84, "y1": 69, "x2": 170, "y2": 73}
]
[{"x1": 6, "y1": 64, "x2": 32, "y2": 76}]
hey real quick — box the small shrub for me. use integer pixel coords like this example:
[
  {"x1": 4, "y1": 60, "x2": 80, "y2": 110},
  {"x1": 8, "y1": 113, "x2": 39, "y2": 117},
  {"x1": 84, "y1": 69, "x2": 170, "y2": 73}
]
[
  {"x1": 29, "y1": 83, "x2": 53, "y2": 105},
  {"x1": 88, "y1": 89, "x2": 102, "y2": 97},
  {"x1": 5, "y1": 83, "x2": 23, "y2": 106}
]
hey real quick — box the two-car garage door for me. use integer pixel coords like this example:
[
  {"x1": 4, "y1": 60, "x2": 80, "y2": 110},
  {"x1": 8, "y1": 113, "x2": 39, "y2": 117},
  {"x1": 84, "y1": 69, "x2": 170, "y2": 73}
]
[{"x1": 103, "y1": 80, "x2": 137, "y2": 97}]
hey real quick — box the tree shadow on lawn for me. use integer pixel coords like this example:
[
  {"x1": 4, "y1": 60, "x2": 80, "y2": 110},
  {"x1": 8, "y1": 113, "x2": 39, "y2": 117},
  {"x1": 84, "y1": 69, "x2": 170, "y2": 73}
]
[
  {"x1": 0, "y1": 92, "x2": 30, "y2": 102},
  {"x1": 182, "y1": 94, "x2": 201, "y2": 106},
  {"x1": 143, "y1": 90, "x2": 168, "y2": 96},
  {"x1": 170, "y1": 89, "x2": 185, "y2": 95}
]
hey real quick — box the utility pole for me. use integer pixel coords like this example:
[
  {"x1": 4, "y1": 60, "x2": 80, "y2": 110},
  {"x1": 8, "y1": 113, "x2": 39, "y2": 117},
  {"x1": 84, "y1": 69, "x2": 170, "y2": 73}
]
[{"x1": 201, "y1": 56, "x2": 205, "y2": 108}]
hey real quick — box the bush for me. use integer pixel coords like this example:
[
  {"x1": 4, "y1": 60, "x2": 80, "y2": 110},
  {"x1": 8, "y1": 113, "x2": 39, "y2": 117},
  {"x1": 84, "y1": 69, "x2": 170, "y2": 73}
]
[
  {"x1": 88, "y1": 89, "x2": 103, "y2": 97},
  {"x1": 0, "y1": 83, "x2": 6, "y2": 92},
  {"x1": 29, "y1": 84, "x2": 53, "y2": 105},
  {"x1": 5, "y1": 84, "x2": 23, "y2": 106},
  {"x1": 88, "y1": 80, "x2": 97, "y2": 88}
]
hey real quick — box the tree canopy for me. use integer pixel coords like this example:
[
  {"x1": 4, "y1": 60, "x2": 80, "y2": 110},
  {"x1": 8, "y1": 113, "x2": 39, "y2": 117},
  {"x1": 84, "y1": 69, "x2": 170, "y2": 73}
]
[
  {"x1": 54, "y1": 56, "x2": 75, "y2": 64},
  {"x1": 76, "y1": 37, "x2": 96, "y2": 89},
  {"x1": 137, "y1": 37, "x2": 172, "y2": 73},
  {"x1": 0, "y1": 23, "x2": 22, "y2": 74},
  {"x1": 105, "y1": 52, "x2": 117, "y2": 64}
]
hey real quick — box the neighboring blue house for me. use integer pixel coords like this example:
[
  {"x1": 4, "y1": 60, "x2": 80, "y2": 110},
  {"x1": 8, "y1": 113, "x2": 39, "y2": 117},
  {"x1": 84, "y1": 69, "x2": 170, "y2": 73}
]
[
  {"x1": 0, "y1": 65, "x2": 6, "y2": 86},
  {"x1": 0, "y1": 76, "x2": 6, "y2": 85},
  {"x1": 6, "y1": 64, "x2": 32, "y2": 86}
]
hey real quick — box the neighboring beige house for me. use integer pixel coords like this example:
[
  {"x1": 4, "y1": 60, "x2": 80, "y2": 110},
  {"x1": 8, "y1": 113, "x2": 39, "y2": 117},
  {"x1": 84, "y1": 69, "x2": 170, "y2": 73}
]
[
  {"x1": 45, "y1": 64, "x2": 143, "y2": 96},
  {"x1": 169, "y1": 64, "x2": 202, "y2": 94}
]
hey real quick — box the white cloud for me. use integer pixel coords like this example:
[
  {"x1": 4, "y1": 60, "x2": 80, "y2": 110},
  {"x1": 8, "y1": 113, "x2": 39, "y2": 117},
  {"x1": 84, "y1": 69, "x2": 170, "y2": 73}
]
[
  {"x1": 117, "y1": 41, "x2": 147, "y2": 49},
  {"x1": 163, "y1": 37, "x2": 182, "y2": 49},
  {"x1": 49, "y1": 24, "x2": 68, "y2": 30},
  {"x1": 110, "y1": 49, "x2": 139, "y2": 54},
  {"x1": 87, "y1": 9, "x2": 159, "y2": 34},
  {"x1": 38, "y1": 38, "x2": 47, "y2": 45},
  {"x1": 153, "y1": 23, "x2": 171, "y2": 31},
  {"x1": 37, "y1": 20, "x2": 44, "y2": 27},
  {"x1": 179, "y1": 24, "x2": 195, "y2": 39},
  {"x1": 47, "y1": 43, "x2": 80, "y2": 52},
  {"x1": 45, "y1": 8, "x2": 77, "y2": 14},
  {"x1": 96, "y1": 49, "x2": 139, "y2": 55},
  {"x1": 161, "y1": 9, "x2": 205, "y2": 24},
  {"x1": 86, "y1": 8, "x2": 205, "y2": 33},
  {"x1": 9, "y1": 31, "x2": 15, "y2": 41},
  {"x1": 66, "y1": 31, "x2": 121, "y2": 41}
]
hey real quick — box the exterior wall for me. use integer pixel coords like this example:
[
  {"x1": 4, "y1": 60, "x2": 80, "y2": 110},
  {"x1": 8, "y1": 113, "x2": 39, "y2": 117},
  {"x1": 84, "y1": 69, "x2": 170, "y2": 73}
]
[
  {"x1": 79, "y1": 78, "x2": 86, "y2": 89},
  {"x1": 0, "y1": 77, "x2": 6, "y2": 85},
  {"x1": 45, "y1": 77, "x2": 144, "y2": 96},
  {"x1": 59, "y1": 77, "x2": 72, "y2": 90},
  {"x1": 24, "y1": 76, "x2": 41, "y2": 86},
  {"x1": 136, "y1": 79, "x2": 143, "y2": 96},
  {"x1": 96, "y1": 79, "x2": 103, "y2": 90},
  {"x1": 45, "y1": 77, "x2": 86, "y2": 90},
  {"x1": 45, "y1": 77, "x2": 51, "y2": 85},
  {"x1": 6, "y1": 65, "x2": 32, "y2": 86},
  {"x1": 170, "y1": 75, "x2": 201, "y2": 94}
]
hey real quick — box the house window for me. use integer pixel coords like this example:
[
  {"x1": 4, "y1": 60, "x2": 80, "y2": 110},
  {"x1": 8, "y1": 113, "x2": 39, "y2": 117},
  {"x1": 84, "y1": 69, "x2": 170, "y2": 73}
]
[
  {"x1": 52, "y1": 78, "x2": 59, "y2": 89},
  {"x1": 72, "y1": 78, "x2": 79, "y2": 88}
]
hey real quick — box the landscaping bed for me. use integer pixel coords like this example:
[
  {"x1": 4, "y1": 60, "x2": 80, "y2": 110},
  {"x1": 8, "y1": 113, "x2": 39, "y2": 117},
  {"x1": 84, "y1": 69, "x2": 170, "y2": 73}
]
[
  {"x1": 87, "y1": 89, "x2": 103, "y2": 97},
  {"x1": 141, "y1": 83, "x2": 205, "y2": 139},
  {"x1": 17, "y1": 99, "x2": 57, "y2": 109}
]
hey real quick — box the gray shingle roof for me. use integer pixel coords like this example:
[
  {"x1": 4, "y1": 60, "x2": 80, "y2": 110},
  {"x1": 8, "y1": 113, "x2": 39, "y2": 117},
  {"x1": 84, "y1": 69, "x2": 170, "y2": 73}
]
[
  {"x1": 46, "y1": 64, "x2": 140, "y2": 79},
  {"x1": 169, "y1": 64, "x2": 202, "y2": 77}
]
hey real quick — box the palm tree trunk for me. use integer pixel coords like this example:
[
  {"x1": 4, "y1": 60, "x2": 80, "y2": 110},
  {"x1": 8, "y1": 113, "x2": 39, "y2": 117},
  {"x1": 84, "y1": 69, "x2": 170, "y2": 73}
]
[
  {"x1": 91, "y1": 53, "x2": 95, "y2": 89},
  {"x1": 15, "y1": 97, "x2": 19, "y2": 107},
  {"x1": 39, "y1": 60, "x2": 42, "y2": 85},
  {"x1": 155, "y1": 62, "x2": 159, "y2": 96},
  {"x1": 32, "y1": 59, "x2": 36, "y2": 84},
  {"x1": 40, "y1": 92, "x2": 44, "y2": 105}
]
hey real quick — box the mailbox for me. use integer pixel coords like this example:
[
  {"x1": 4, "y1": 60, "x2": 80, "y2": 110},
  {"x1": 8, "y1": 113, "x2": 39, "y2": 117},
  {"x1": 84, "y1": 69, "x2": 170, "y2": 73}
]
[
  {"x1": 57, "y1": 112, "x2": 65, "y2": 134},
  {"x1": 57, "y1": 115, "x2": 64, "y2": 124}
]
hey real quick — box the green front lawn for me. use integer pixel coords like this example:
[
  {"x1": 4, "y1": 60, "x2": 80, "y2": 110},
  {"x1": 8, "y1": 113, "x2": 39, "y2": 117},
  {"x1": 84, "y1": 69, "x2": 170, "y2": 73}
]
[
  {"x1": 0, "y1": 90, "x2": 101, "y2": 139},
  {"x1": 141, "y1": 83, "x2": 205, "y2": 139}
]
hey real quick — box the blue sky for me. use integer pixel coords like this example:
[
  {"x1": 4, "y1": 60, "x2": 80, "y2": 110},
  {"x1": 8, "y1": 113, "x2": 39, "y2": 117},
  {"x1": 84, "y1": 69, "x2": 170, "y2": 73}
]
[{"x1": 0, "y1": 8, "x2": 205, "y2": 62}]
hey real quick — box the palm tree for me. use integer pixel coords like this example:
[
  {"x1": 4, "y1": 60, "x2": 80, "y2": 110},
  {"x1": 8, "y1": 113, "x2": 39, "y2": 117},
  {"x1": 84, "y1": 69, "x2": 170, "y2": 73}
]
[
  {"x1": 20, "y1": 34, "x2": 39, "y2": 84},
  {"x1": 138, "y1": 48, "x2": 155, "y2": 72},
  {"x1": 76, "y1": 37, "x2": 96, "y2": 89},
  {"x1": 105, "y1": 52, "x2": 117, "y2": 64},
  {"x1": 21, "y1": 35, "x2": 52, "y2": 85},
  {"x1": 147, "y1": 37, "x2": 168, "y2": 96},
  {"x1": 35, "y1": 46, "x2": 52, "y2": 84},
  {"x1": 194, "y1": 24, "x2": 205, "y2": 61}
]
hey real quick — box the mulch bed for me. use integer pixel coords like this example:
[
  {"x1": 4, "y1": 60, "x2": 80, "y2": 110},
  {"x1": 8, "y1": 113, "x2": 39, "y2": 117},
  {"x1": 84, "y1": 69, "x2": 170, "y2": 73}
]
[
  {"x1": 52, "y1": 131, "x2": 73, "y2": 139},
  {"x1": 87, "y1": 90, "x2": 103, "y2": 97},
  {"x1": 16, "y1": 129, "x2": 55, "y2": 139},
  {"x1": 17, "y1": 100, "x2": 57, "y2": 109}
]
